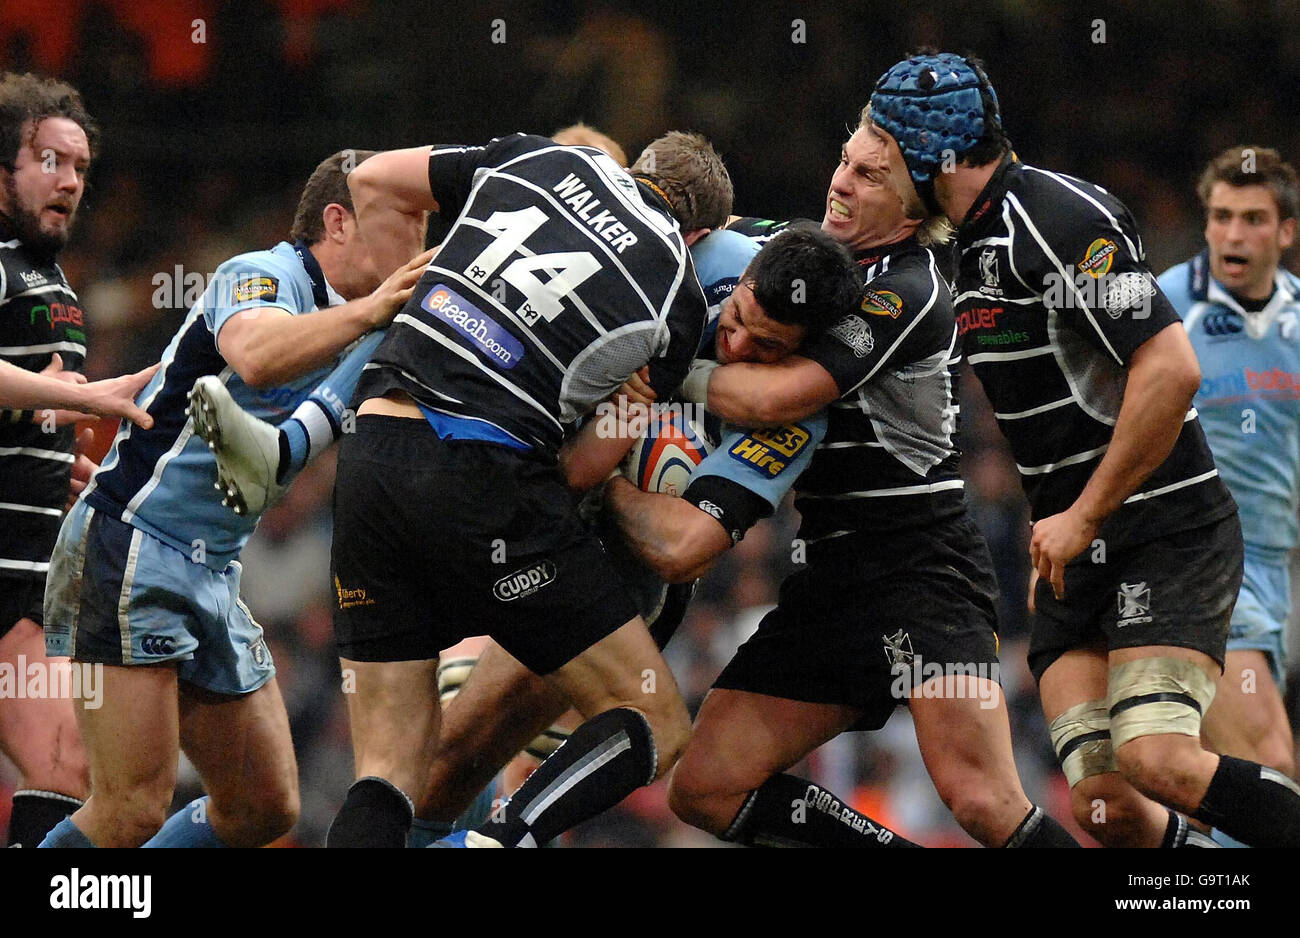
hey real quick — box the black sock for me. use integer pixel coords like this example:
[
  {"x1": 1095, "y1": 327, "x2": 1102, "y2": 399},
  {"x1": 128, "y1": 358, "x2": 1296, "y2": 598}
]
[
  {"x1": 1192, "y1": 754, "x2": 1300, "y2": 847},
  {"x1": 1003, "y1": 805, "x2": 1080, "y2": 847},
  {"x1": 326, "y1": 777, "x2": 413, "y2": 848},
  {"x1": 7, "y1": 790, "x2": 83, "y2": 848},
  {"x1": 483, "y1": 707, "x2": 656, "y2": 847},
  {"x1": 1159, "y1": 811, "x2": 1218, "y2": 848},
  {"x1": 722, "y1": 774, "x2": 920, "y2": 848}
]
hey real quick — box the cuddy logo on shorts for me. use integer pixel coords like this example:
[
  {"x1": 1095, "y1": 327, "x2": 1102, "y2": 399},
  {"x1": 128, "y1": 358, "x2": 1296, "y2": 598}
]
[
  {"x1": 1117, "y1": 581, "x2": 1153, "y2": 626},
  {"x1": 422, "y1": 283, "x2": 524, "y2": 370},
  {"x1": 494, "y1": 559, "x2": 557, "y2": 602},
  {"x1": 233, "y1": 276, "x2": 278, "y2": 303},
  {"x1": 140, "y1": 634, "x2": 176, "y2": 656},
  {"x1": 861, "y1": 289, "x2": 903, "y2": 319},
  {"x1": 1077, "y1": 238, "x2": 1117, "y2": 278},
  {"x1": 827, "y1": 314, "x2": 874, "y2": 358},
  {"x1": 728, "y1": 423, "x2": 810, "y2": 476}
]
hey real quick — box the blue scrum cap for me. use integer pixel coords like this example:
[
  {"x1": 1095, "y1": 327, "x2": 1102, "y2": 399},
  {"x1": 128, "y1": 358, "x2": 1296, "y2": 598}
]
[{"x1": 869, "y1": 53, "x2": 1002, "y2": 188}]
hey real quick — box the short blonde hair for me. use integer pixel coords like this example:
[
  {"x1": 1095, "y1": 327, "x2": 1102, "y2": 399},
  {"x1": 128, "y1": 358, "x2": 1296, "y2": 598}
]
[{"x1": 552, "y1": 122, "x2": 628, "y2": 168}]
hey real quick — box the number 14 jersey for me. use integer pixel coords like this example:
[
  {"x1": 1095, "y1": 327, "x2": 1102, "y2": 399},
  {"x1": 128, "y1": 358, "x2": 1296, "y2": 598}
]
[{"x1": 356, "y1": 134, "x2": 707, "y2": 453}]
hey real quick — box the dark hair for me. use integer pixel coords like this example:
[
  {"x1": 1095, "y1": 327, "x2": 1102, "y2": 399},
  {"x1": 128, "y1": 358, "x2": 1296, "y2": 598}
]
[
  {"x1": 289, "y1": 148, "x2": 377, "y2": 244},
  {"x1": 743, "y1": 225, "x2": 863, "y2": 334},
  {"x1": 631, "y1": 131, "x2": 733, "y2": 230},
  {"x1": 1197, "y1": 145, "x2": 1299, "y2": 221},
  {"x1": 0, "y1": 72, "x2": 99, "y2": 168}
]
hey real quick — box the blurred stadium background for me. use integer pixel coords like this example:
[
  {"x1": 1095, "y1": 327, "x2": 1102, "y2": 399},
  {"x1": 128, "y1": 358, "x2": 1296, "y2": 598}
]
[{"x1": 1, "y1": 0, "x2": 1298, "y2": 846}]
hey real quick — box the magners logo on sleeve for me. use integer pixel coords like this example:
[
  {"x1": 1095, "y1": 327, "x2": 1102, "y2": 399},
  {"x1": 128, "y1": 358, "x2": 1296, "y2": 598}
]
[{"x1": 1077, "y1": 238, "x2": 1117, "y2": 278}]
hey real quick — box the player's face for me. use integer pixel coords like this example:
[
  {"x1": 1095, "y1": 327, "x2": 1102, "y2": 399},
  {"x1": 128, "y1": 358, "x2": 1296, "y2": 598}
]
[
  {"x1": 0, "y1": 117, "x2": 90, "y2": 255},
  {"x1": 1205, "y1": 182, "x2": 1296, "y2": 300},
  {"x1": 714, "y1": 280, "x2": 806, "y2": 364},
  {"x1": 822, "y1": 126, "x2": 912, "y2": 250}
]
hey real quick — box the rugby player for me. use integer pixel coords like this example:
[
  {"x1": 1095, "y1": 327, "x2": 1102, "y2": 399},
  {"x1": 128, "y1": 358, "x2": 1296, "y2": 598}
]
[
  {"x1": 867, "y1": 51, "x2": 1300, "y2": 847},
  {"x1": 0, "y1": 72, "x2": 154, "y2": 848},
  {"x1": 38, "y1": 151, "x2": 432, "y2": 847},
  {"x1": 322, "y1": 131, "x2": 736, "y2": 849},
  {"x1": 1158, "y1": 146, "x2": 1298, "y2": 798},
  {"x1": 646, "y1": 114, "x2": 1079, "y2": 848}
]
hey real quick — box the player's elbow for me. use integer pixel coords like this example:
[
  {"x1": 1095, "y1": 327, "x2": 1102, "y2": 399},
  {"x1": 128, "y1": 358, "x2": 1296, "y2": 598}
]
[{"x1": 653, "y1": 537, "x2": 719, "y2": 584}]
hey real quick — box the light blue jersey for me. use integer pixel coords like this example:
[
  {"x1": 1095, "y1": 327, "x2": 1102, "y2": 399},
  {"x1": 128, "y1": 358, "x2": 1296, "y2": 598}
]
[
  {"x1": 1161, "y1": 252, "x2": 1300, "y2": 555},
  {"x1": 1161, "y1": 250, "x2": 1300, "y2": 678},
  {"x1": 86, "y1": 241, "x2": 348, "y2": 569}
]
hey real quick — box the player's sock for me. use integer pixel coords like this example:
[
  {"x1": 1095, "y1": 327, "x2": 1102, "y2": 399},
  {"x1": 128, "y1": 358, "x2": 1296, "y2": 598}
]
[
  {"x1": 482, "y1": 707, "x2": 656, "y2": 848},
  {"x1": 278, "y1": 330, "x2": 386, "y2": 483},
  {"x1": 721, "y1": 773, "x2": 920, "y2": 848},
  {"x1": 327, "y1": 776, "x2": 414, "y2": 848},
  {"x1": 407, "y1": 817, "x2": 454, "y2": 848},
  {"x1": 1003, "y1": 804, "x2": 1081, "y2": 847},
  {"x1": 1192, "y1": 754, "x2": 1300, "y2": 847},
  {"x1": 141, "y1": 797, "x2": 229, "y2": 848},
  {"x1": 6, "y1": 790, "x2": 82, "y2": 847},
  {"x1": 37, "y1": 816, "x2": 95, "y2": 848},
  {"x1": 1159, "y1": 810, "x2": 1218, "y2": 847}
]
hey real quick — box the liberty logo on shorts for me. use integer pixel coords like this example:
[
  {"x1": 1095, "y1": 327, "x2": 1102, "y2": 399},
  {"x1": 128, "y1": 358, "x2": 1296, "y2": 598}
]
[
  {"x1": 1117, "y1": 582, "x2": 1153, "y2": 626},
  {"x1": 494, "y1": 559, "x2": 557, "y2": 602}
]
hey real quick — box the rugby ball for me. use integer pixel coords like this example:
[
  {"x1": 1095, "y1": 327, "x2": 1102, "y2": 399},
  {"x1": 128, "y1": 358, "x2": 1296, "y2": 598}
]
[{"x1": 624, "y1": 409, "x2": 712, "y2": 496}]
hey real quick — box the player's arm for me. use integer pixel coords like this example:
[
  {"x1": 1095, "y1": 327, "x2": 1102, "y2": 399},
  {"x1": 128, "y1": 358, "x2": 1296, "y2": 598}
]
[
  {"x1": 558, "y1": 403, "x2": 641, "y2": 491},
  {"x1": 607, "y1": 414, "x2": 826, "y2": 581},
  {"x1": 216, "y1": 249, "x2": 432, "y2": 388},
  {"x1": 1031, "y1": 321, "x2": 1200, "y2": 595},
  {"x1": 693, "y1": 355, "x2": 839, "y2": 425},
  {"x1": 0, "y1": 355, "x2": 157, "y2": 427},
  {"x1": 1025, "y1": 195, "x2": 1198, "y2": 596},
  {"x1": 347, "y1": 147, "x2": 440, "y2": 277},
  {"x1": 605, "y1": 476, "x2": 733, "y2": 582}
]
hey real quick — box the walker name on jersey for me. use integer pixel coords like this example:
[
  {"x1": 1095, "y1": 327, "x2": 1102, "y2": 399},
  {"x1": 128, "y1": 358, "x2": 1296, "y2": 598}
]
[
  {"x1": 422, "y1": 284, "x2": 524, "y2": 369},
  {"x1": 1200, "y1": 366, "x2": 1300, "y2": 403},
  {"x1": 552, "y1": 173, "x2": 640, "y2": 254}
]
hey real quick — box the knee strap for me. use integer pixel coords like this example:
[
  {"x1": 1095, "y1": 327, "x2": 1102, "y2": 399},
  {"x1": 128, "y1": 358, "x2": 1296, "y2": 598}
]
[
  {"x1": 1048, "y1": 698, "x2": 1116, "y2": 786},
  {"x1": 1107, "y1": 657, "x2": 1217, "y2": 749}
]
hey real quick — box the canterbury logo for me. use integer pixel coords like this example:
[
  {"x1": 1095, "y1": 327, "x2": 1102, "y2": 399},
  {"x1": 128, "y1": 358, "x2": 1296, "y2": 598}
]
[{"x1": 139, "y1": 634, "x2": 176, "y2": 656}]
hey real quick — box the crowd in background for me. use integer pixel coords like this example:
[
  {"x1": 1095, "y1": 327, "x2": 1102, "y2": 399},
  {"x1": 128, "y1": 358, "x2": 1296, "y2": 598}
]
[{"x1": 1, "y1": 0, "x2": 1298, "y2": 846}]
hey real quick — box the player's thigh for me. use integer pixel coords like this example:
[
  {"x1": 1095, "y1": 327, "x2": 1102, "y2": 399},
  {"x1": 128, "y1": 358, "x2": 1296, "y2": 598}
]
[
  {"x1": 1202, "y1": 649, "x2": 1294, "y2": 773},
  {"x1": 543, "y1": 617, "x2": 686, "y2": 726},
  {"x1": 910, "y1": 677, "x2": 1023, "y2": 796},
  {"x1": 178, "y1": 677, "x2": 298, "y2": 806},
  {"x1": 673, "y1": 689, "x2": 858, "y2": 797},
  {"x1": 1039, "y1": 642, "x2": 1110, "y2": 724},
  {"x1": 0, "y1": 618, "x2": 87, "y2": 790},
  {"x1": 76, "y1": 662, "x2": 180, "y2": 798},
  {"x1": 439, "y1": 638, "x2": 569, "y2": 764}
]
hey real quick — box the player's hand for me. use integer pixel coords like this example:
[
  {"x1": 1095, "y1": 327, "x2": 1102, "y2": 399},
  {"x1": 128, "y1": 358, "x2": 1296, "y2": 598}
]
[
  {"x1": 67, "y1": 425, "x2": 97, "y2": 510},
  {"x1": 366, "y1": 247, "x2": 437, "y2": 328},
  {"x1": 618, "y1": 366, "x2": 657, "y2": 408},
  {"x1": 1027, "y1": 566, "x2": 1039, "y2": 614},
  {"x1": 78, "y1": 363, "x2": 160, "y2": 428},
  {"x1": 40, "y1": 352, "x2": 88, "y2": 385},
  {"x1": 1029, "y1": 508, "x2": 1098, "y2": 602}
]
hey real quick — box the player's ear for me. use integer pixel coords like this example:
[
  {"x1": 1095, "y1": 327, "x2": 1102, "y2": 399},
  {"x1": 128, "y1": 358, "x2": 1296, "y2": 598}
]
[
  {"x1": 321, "y1": 202, "x2": 350, "y2": 244},
  {"x1": 683, "y1": 228, "x2": 711, "y2": 247},
  {"x1": 1278, "y1": 216, "x2": 1296, "y2": 252}
]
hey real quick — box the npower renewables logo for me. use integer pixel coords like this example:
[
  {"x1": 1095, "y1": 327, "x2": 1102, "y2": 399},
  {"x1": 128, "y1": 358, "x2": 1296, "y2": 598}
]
[{"x1": 422, "y1": 284, "x2": 525, "y2": 369}]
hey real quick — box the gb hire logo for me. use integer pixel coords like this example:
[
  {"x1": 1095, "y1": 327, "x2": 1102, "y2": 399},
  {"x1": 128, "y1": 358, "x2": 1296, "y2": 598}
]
[
  {"x1": 1077, "y1": 238, "x2": 1117, "y2": 278},
  {"x1": 728, "y1": 423, "x2": 810, "y2": 476},
  {"x1": 422, "y1": 284, "x2": 525, "y2": 369},
  {"x1": 494, "y1": 559, "x2": 557, "y2": 602}
]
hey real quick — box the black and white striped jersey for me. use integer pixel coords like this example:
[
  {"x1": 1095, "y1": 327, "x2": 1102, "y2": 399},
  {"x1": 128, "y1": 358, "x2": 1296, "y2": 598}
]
[
  {"x1": 728, "y1": 218, "x2": 966, "y2": 545},
  {"x1": 954, "y1": 157, "x2": 1235, "y2": 548},
  {"x1": 0, "y1": 228, "x2": 84, "y2": 581},
  {"x1": 357, "y1": 134, "x2": 707, "y2": 453}
]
